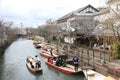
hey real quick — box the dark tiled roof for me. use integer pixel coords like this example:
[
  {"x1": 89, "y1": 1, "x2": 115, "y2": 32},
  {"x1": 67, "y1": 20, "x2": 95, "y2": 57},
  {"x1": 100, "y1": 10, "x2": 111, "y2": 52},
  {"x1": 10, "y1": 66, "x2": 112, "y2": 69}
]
[
  {"x1": 76, "y1": 4, "x2": 99, "y2": 13},
  {"x1": 57, "y1": 4, "x2": 99, "y2": 23}
]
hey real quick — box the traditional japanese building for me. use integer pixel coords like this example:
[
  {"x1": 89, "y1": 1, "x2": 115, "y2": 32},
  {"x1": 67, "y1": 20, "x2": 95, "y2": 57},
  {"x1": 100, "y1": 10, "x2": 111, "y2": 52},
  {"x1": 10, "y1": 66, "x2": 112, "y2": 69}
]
[
  {"x1": 57, "y1": 5, "x2": 99, "y2": 35},
  {"x1": 57, "y1": 5, "x2": 100, "y2": 46}
]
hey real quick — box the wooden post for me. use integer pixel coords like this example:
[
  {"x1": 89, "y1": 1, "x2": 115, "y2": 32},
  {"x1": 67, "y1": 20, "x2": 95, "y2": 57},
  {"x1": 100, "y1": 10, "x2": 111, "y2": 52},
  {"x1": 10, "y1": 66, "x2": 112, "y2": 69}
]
[
  {"x1": 93, "y1": 50, "x2": 95, "y2": 68},
  {"x1": 104, "y1": 54, "x2": 105, "y2": 63},
  {"x1": 109, "y1": 55, "x2": 111, "y2": 62},
  {"x1": 87, "y1": 49, "x2": 89, "y2": 65},
  {"x1": 81, "y1": 48, "x2": 83, "y2": 61},
  {"x1": 100, "y1": 53, "x2": 102, "y2": 63}
]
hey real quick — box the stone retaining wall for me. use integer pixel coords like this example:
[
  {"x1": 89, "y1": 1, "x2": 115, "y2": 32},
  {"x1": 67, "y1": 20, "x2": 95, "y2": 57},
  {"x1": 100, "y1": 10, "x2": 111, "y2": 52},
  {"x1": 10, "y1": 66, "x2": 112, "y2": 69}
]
[
  {"x1": 67, "y1": 52, "x2": 119, "y2": 79},
  {"x1": 107, "y1": 66, "x2": 120, "y2": 77}
]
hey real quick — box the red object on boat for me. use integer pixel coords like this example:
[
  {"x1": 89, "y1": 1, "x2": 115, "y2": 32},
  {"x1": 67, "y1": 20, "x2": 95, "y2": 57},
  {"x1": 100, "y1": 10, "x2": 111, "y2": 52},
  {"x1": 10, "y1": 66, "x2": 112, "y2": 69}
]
[{"x1": 45, "y1": 60, "x2": 81, "y2": 75}]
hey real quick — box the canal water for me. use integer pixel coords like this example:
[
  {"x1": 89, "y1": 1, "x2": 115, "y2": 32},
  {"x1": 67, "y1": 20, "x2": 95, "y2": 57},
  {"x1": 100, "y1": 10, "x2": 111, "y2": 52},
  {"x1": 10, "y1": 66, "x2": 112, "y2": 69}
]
[{"x1": 0, "y1": 38, "x2": 85, "y2": 80}]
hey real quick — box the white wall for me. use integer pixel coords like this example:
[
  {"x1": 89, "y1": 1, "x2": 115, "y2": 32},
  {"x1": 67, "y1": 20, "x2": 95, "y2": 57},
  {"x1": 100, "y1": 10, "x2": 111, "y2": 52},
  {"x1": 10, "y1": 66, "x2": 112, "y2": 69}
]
[{"x1": 64, "y1": 37, "x2": 74, "y2": 44}]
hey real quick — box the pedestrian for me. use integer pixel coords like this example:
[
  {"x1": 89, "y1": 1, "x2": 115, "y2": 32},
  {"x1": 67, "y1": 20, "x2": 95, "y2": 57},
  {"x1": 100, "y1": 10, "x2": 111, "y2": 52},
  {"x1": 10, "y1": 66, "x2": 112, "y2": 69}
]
[
  {"x1": 72, "y1": 56, "x2": 79, "y2": 72},
  {"x1": 50, "y1": 48, "x2": 53, "y2": 56}
]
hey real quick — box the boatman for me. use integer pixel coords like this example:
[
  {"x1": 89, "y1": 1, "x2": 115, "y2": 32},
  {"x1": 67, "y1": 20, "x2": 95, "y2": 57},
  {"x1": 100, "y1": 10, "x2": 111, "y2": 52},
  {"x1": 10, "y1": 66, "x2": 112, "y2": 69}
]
[
  {"x1": 34, "y1": 55, "x2": 40, "y2": 62},
  {"x1": 72, "y1": 56, "x2": 79, "y2": 72},
  {"x1": 34, "y1": 55, "x2": 41, "y2": 69}
]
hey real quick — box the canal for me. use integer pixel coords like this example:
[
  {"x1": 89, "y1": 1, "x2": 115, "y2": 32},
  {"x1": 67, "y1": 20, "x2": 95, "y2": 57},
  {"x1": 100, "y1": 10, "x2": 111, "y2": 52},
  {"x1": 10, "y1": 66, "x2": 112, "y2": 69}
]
[{"x1": 0, "y1": 38, "x2": 85, "y2": 80}]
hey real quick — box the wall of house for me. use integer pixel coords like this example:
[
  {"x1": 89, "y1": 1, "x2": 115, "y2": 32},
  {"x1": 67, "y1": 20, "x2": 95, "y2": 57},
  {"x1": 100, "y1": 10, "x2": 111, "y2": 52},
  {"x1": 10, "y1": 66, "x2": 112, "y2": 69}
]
[{"x1": 69, "y1": 15, "x2": 97, "y2": 35}]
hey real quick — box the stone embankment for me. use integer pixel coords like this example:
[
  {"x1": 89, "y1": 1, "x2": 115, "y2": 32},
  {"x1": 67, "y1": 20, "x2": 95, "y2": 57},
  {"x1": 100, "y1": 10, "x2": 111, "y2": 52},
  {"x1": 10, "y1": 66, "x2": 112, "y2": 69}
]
[
  {"x1": 0, "y1": 42, "x2": 10, "y2": 55},
  {"x1": 47, "y1": 42, "x2": 119, "y2": 80},
  {"x1": 0, "y1": 37, "x2": 17, "y2": 56},
  {"x1": 67, "y1": 47, "x2": 120, "y2": 80}
]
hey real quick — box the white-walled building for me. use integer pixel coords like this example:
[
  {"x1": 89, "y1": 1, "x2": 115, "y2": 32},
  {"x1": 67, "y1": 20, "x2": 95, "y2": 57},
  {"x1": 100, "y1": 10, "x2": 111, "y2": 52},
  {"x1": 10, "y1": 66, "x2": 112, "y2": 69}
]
[
  {"x1": 57, "y1": 5, "x2": 99, "y2": 36},
  {"x1": 56, "y1": 5, "x2": 101, "y2": 45}
]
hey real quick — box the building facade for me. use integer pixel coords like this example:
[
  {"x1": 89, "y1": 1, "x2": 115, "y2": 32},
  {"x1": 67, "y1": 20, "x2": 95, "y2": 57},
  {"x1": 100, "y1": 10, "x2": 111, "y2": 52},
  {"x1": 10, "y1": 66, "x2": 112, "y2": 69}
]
[
  {"x1": 57, "y1": 5, "x2": 99, "y2": 35},
  {"x1": 57, "y1": 5, "x2": 100, "y2": 46},
  {"x1": 94, "y1": 0, "x2": 120, "y2": 46}
]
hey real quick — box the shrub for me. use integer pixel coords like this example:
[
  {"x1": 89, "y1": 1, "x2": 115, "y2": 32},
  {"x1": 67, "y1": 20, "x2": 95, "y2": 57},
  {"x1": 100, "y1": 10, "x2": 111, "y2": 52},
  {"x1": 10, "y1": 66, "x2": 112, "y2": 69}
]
[{"x1": 112, "y1": 42, "x2": 120, "y2": 59}]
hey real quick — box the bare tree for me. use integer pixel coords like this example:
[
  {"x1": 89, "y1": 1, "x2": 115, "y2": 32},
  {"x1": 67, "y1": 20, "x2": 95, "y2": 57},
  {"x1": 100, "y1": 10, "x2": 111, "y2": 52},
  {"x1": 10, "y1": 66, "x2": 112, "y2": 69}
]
[
  {"x1": 0, "y1": 19, "x2": 17, "y2": 44},
  {"x1": 107, "y1": 8, "x2": 120, "y2": 42}
]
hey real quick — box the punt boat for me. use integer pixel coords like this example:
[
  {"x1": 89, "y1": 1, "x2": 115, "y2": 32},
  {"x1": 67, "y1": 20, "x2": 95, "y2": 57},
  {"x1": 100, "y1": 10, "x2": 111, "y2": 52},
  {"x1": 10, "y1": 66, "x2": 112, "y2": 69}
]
[
  {"x1": 26, "y1": 62, "x2": 42, "y2": 73},
  {"x1": 45, "y1": 59, "x2": 82, "y2": 75},
  {"x1": 26, "y1": 57, "x2": 42, "y2": 73},
  {"x1": 40, "y1": 49, "x2": 58, "y2": 58}
]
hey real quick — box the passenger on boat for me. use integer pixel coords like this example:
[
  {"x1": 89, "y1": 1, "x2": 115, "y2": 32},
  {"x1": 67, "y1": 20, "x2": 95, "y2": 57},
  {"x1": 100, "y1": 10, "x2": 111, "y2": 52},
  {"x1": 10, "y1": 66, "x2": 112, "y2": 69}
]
[
  {"x1": 48, "y1": 57, "x2": 53, "y2": 64},
  {"x1": 55, "y1": 57, "x2": 61, "y2": 67},
  {"x1": 31, "y1": 64, "x2": 34, "y2": 69},
  {"x1": 53, "y1": 57, "x2": 57, "y2": 65},
  {"x1": 30, "y1": 62, "x2": 34, "y2": 69},
  {"x1": 55, "y1": 58, "x2": 60, "y2": 66},
  {"x1": 35, "y1": 62, "x2": 41, "y2": 69},
  {"x1": 30, "y1": 62, "x2": 32, "y2": 65},
  {"x1": 73, "y1": 56, "x2": 79, "y2": 72},
  {"x1": 61, "y1": 58, "x2": 66, "y2": 67},
  {"x1": 48, "y1": 57, "x2": 50, "y2": 62},
  {"x1": 59, "y1": 57, "x2": 63, "y2": 66},
  {"x1": 55, "y1": 57, "x2": 64, "y2": 67}
]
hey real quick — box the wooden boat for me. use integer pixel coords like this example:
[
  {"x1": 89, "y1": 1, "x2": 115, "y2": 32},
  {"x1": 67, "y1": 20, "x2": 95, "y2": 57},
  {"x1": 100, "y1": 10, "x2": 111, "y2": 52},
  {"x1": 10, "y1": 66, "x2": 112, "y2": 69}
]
[
  {"x1": 26, "y1": 62, "x2": 42, "y2": 73},
  {"x1": 34, "y1": 44, "x2": 42, "y2": 49},
  {"x1": 45, "y1": 59, "x2": 82, "y2": 75},
  {"x1": 40, "y1": 49, "x2": 58, "y2": 58},
  {"x1": 33, "y1": 41, "x2": 41, "y2": 44},
  {"x1": 41, "y1": 52, "x2": 58, "y2": 58},
  {"x1": 42, "y1": 47, "x2": 48, "y2": 51},
  {"x1": 26, "y1": 57, "x2": 42, "y2": 73},
  {"x1": 83, "y1": 69, "x2": 105, "y2": 80},
  {"x1": 41, "y1": 52, "x2": 52, "y2": 58}
]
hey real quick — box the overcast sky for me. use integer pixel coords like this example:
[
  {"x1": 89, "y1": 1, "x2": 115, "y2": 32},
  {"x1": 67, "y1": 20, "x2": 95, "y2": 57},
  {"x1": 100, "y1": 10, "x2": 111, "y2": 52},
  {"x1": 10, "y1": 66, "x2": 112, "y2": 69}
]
[{"x1": 0, "y1": 0, "x2": 107, "y2": 27}]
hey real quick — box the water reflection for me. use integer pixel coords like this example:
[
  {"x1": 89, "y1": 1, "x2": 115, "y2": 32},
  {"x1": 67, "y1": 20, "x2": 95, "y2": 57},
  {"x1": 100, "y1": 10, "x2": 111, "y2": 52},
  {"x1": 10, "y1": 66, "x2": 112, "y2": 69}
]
[{"x1": 0, "y1": 38, "x2": 85, "y2": 80}]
